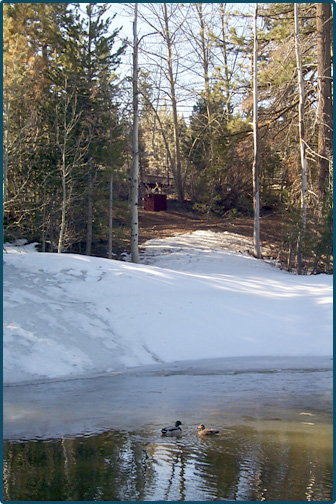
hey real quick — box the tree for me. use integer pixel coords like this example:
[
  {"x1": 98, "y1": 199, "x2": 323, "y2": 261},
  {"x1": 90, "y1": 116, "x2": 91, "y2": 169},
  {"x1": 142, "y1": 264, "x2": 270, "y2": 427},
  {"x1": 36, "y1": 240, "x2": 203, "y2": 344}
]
[
  {"x1": 3, "y1": 3, "x2": 78, "y2": 244},
  {"x1": 316, "y1": 3, "x2": 333, "y2": 196},
  {"x1": 108, "y1": 173, "x2": 113, "y2": 259},
  {"x1": 3, "y1": 3, "x2": 332, "y2": 273},
  {"x1": 219, "y1": 3, "x2": 232, "y2": 120},
  {"x1": 138, "y1": 3, "x2": 187, "y2": 203},
  {"x1": 162, "y1": 3, "x2": 185, "y2": 203},
  {"x1": 293, "y1": 3, "x2": 309, "y2": 274},
  {"x1": 55, "y1": 82, "x2": 86, "y2": 253},
  {"x1": 77, "y1": 3, "x2": 125, "y2": 255},
  {"x1": 294, "y1": 3, "x2": 308, "y2": 232},
  {"x1": 252, "y1": 4, "x2": 261, "y2": 259},
  {"x1": 130, "y1": 3, "x2": 140, "y2": 263},
  {"x1": 194, "y1": 4, "x2": 216, "y2": 219},
  {"x1": 3, "y1": 3, "x2": 127, "y2": 255}
]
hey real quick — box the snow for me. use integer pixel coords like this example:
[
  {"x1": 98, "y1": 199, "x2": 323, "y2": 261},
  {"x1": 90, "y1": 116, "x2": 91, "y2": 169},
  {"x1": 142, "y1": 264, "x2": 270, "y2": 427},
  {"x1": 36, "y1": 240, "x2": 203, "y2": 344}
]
[{"x1": 3, "y1": 232, "x2": 333, "y2": 385}]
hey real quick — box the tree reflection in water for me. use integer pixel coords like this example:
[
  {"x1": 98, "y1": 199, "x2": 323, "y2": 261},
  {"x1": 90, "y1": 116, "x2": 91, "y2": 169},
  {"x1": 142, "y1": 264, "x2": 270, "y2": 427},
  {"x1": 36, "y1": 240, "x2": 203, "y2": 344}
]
[{"x1": 3, "y1": 421, "x2": 332, "y2": 501}]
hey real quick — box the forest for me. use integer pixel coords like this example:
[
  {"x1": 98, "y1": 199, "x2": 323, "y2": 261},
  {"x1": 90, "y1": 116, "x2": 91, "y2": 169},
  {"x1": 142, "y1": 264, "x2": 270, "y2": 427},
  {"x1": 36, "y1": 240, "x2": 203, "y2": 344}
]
[{"x1": 3, "y1": 3, "x2": 333, "y2": 274}]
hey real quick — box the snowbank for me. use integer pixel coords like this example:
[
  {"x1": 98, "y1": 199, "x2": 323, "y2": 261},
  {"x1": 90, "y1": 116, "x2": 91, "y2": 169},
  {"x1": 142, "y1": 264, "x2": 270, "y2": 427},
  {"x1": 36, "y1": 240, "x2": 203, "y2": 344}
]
[{"x1": 3, "y1": 232, "x2": 333, "y2": 384}]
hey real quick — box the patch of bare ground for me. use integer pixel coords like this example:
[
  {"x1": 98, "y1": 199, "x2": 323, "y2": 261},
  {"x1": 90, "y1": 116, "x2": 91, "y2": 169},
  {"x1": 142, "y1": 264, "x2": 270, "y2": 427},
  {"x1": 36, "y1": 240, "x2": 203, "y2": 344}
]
[{"x1": 138, "y1": 204, "x2": 283, "y2": 262}]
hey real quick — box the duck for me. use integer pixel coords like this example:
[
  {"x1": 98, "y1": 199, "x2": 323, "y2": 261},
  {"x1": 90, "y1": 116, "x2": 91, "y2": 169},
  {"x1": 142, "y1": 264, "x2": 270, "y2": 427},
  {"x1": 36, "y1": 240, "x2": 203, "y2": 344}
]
[
  {"x1": 161, "y1": 420, "x2": 183, "y2": 436},
  {"x1": 197, "y1": 424, "x2": 219, "y2": 436}
]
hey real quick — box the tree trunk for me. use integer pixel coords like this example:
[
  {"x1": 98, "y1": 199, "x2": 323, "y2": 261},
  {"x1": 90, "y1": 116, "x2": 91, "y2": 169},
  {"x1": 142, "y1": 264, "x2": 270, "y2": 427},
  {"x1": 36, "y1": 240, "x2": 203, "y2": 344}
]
[
  {"x1": 131, "y1": 3, "x2": 139, "y2": 263},
  {"x1": 3, "y1": 54, "x2": 19, "y2": 210},
  {"x1": 294, "y1": 3, "x2": 308, "y2": 232},
  {"x1": 294, "y1": 3, "x2": 309, "y2": 274},
  {"x1": 55, "y1": 81, "x2": 81, "y2": 255},
  {"x1": 85, "y1": 8, "x2": 93, "y2": 257},
  {"x1": 316, "y1": 3, "x2": 333, "y2": 196},
  {"x1": 108, "y1": 173, "x2": 113, "y2": 259},
  {"x1": 58, "y1": 147, "x2": 67, "y2": 254},
  {"x1": 86, "y1": 170, "x2": 93, "y2": 256},
  {"x1": 141, "y1": 94, "x2": 178, "y2": 187},
  {"x1": 252, "y1": 4, "x2": 261, "y2": 259},
  {"x1": 3, "y1": 101, "x2": 11, "y2": 209},
  {"x1": 196, "y1": 4, "x2": 216, "y2": 221},
  {"x1": 163, "y1": 4, "x2": 184, "y2": 204},
  {"x1": 42, "y1": 178, "x2": 47, "y2": 252},
  {"x1": 219, "y1": 3, "x2": 231, "y2": 120}
]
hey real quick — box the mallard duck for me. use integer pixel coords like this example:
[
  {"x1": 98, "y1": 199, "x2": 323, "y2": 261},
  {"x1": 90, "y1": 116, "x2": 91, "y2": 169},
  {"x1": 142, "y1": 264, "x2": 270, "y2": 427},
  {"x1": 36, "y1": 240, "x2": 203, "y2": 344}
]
[
  {"x1": 161, "y1": 420, "x2": 182, "y2": 436},
  {"x1": 197, "y1": 424, "x2": 219, "y2": 436}
]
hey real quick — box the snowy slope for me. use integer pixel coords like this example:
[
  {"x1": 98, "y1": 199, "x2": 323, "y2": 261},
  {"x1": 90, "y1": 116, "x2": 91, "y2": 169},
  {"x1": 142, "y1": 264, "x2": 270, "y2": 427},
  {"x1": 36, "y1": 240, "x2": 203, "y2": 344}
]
[{"x1": 3, "y1": 233, "x2": 333, "y2": 384}]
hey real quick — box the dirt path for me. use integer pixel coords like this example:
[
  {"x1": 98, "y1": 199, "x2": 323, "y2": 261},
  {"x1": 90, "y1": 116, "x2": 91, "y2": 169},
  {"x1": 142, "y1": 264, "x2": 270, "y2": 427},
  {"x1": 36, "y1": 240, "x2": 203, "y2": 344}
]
[{"x1": 138, "y1": 206, "x2": 283, "y2": 261}]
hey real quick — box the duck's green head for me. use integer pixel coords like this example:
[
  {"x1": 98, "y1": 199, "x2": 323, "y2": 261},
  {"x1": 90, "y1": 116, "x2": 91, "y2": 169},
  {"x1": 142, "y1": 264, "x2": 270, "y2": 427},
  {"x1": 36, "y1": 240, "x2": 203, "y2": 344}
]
[{"x1": 175, "y1": 421, "x2": 182, "y2": 427}]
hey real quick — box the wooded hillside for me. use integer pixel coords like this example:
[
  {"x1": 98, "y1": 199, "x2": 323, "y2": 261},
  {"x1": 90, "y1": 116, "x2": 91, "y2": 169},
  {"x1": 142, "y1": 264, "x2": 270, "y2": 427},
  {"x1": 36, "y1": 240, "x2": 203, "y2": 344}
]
[{"x1": 3, "y1": 3, "x2": 333, "y2": 274}]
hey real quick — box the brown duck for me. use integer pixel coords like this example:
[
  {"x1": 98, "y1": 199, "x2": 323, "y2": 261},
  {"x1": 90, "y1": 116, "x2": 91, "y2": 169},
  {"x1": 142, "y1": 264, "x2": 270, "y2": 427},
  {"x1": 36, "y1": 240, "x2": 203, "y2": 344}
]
[{"x1": 197, "y1": 424, "x2": 219, "y2": 436}]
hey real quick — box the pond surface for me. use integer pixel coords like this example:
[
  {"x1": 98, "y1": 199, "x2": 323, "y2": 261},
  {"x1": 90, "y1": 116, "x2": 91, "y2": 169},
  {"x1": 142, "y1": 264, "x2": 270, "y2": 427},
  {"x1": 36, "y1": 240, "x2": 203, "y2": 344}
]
[{"x1": 3, "y1": 356, "x2": 333, "y2": 501}]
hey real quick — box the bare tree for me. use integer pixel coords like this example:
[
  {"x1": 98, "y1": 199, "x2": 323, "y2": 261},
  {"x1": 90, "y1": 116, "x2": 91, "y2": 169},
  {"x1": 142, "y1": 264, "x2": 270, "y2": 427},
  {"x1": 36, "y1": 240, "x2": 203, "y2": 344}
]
[
  {"x1": 252, "y1": 4, "x2": 261, "y2": 259},
  {"x1": 3, "y1": 63, "x2": 16, "y2": 209},
  {"x1": 55, "y1": 84, "x2": 85, "y2": 253},
  {"x1": 138, "y1": 3, "x2": 187, "y2": 203},
  {"x1": 162, "y1": 4, "x2": 184, "y2": 203},
  {"x1": 108, "y1": 173, "x2": 113, "y2": 259},
  {"x1": 3, "y1": 33, "x2": 31, "y2": 211},
  {"x1": 294, "y1": 3, "x2": 309, "y2": 273},
  {"x1": 85, "y1": 168, "x2": 93, "y2": 256},
  {"x1": 219, "y1": 3, "x2": 232, "y2": 120},
  {"x1": 194, "y1": 4, "x2": 217, "y2": 220},
  {"x1": 131, "y1": 3, "x2": 140, "y2": 263},
  {"x1": 316, "y1": 2, "x2": 333, "y2": 196},
  {"x1": 294, "y1": 4, "x2": 308, "y2": 226}
]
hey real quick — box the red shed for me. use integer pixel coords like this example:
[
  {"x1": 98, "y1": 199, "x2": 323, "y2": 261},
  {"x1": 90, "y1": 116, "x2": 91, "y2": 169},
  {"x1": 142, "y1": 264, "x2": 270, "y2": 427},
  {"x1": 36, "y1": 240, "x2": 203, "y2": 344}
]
[{"x1": 143, "y1": 193, "x2": 167, "y2": 211}]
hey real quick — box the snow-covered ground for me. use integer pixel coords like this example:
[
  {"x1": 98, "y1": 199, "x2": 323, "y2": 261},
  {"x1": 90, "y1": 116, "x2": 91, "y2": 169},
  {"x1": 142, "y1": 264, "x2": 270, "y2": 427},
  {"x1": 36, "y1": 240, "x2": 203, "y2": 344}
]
[{"x1": 3, "y1": 232, "x2": 333, "y2": 385}]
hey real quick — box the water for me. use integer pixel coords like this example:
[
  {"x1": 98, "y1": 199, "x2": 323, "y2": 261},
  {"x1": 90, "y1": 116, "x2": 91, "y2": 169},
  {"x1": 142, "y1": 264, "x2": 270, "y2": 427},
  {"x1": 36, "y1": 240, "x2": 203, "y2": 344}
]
[{"x1": 3, "y1": 357, "x2": 333, "y2": 501}]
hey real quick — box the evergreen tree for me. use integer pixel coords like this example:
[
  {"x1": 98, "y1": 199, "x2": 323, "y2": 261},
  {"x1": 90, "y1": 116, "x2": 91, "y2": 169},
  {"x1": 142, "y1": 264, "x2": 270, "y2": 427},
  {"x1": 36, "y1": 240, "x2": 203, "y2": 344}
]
[
  {"x1": 75, "y1": 3, "x2": 126, "y2": 255},
  {"x1": 3, "y1": 3, "x2": 127, "y2": 256}
]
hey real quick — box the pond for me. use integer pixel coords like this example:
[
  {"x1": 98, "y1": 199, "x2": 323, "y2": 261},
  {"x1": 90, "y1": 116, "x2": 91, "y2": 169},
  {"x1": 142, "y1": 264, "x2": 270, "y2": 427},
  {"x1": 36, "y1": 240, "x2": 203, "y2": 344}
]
[{"x1": 3, "y1": 356, "x2": 333, "y2": 501}]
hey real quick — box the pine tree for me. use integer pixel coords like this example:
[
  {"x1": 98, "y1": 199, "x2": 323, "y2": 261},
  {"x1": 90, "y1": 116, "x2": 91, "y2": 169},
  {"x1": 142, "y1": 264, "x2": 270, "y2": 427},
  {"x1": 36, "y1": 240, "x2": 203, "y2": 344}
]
[
  {"x1": 75, "y1": 4, "x2": 126, "y2": 255},
  {"x1": 3, "y1": 3, "x2": 126, "y2": 254}
]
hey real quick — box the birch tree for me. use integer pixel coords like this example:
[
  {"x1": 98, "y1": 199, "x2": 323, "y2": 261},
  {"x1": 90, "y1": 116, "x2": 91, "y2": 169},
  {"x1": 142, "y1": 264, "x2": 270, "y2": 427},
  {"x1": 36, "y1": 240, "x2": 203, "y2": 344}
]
[
  {"x1": 130, "y1": 3, "x2": 140, "y2": 263},
  {"x1": 108, "y1": 173, "x2": 113, "y2": 259}
]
